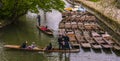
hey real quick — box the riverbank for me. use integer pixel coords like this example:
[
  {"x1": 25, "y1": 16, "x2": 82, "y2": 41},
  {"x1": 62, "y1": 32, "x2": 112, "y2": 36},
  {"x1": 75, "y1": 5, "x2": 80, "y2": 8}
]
[
  {"x1": 0, "y1": 17, "x2": 23, "y2": 29},
  {"x1": 0, "y1": 20, "x2": 11, "y2": 28}
]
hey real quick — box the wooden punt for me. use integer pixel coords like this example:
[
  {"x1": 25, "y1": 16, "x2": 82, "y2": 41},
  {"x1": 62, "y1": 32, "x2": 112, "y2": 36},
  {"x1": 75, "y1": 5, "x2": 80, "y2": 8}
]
[
  {"x1": 84, "y1": 15, "x2": 96, "y2": 22},
  {"x1": 83, "y1": 30, "x2": 90, "y2": 37},
  {"x1": 91, "y1": 31, "x2": 101, "y2": 37},
  {"x1": 65, "y1": 28, "x2": 74, "y2": 33},
  {"x1": 77, "y1": 22, "x2": 83, "y2": 25},
  {"x1": 91, "y1": 43, "x2": 102, "y2": 49},
  {"x1": 65, "y1": 29, "x2": 76, "y2": 43},
  {"x1": 103, "y1": 38, "x2": 115, "y2": 45},
  {"x1": 85, "y1": 37, "x2": 95, "y2": 44},
  {"x1": 84, "y1": 23, "x2": 99, "y2": 30},
  {"x1": 101, "y1": 43, "x2": 112, "y2": 49},
  {"x1": 62, "y1": 16, "x2": 71, "y2": 23},
  {"x1": 80, "y1": 41, "x2": 91, "y2": 48},
  {"x1": 84, "y1": 25, "x2": 93, "y2": 30},
  {"x1": 96, "y1": 28, "x2": 105, "y2": 35},
  {"x1": 59, "y1": 29, "x2": 65, "y2": 32},
  {"x1": 84, "y1": 22, "x2": 92, "y2": 30},
  {"x1": 70, "y1": 42, "x2": 80, "y2": 49},
  {"x1": 71, "y1": 22, "x2": 78, "y2": 29},
  {"x1": 113, "y1": 44, "x2": 120, "y2": 51},
  {"x1": 74, "y1": 29, "x2": 84, "y2": 43},
  {"x1": 4, "y1": 45, "x2": 44, "y2": 52},
  {"x1": 59, "y1": 22, "x2": 65, "y2": 29},
  {"x1": 66, "y1": 32, "x2": 74, "y2": 36},
  {"x1": 74, "y1": 29, "x2": 83, "y2": 36},
  {"x1": 58, "y1": 29, "x2": 65, "y2": 35},
  {"x1": 78, "y1": 22, "x2": 84, "y2": 30},
  {"x1": 74, "y1": 29, "x2": 83, "y2": 40},
  {"x1": 93, "y1": 37, "x2": 105, "y2": 44},
  {"x1": 36, "y1": 25, "x2": 53, "y2": 36},
  {"x1": 77, "y1": 36, "x2": 86, "y2": 43},
  {"x1": 74, "y1": 16, "x2": 81, "y2": 22},
  {"x1": 65, "y1": 22, "x2": 71, "y2": 29},
  {"x1": 4, "y1": 45, "x2": 80, "y2": 53},
  {"x1": 67, "y1": 34, "x2": 77, "y2": 42},
  {"x1": 79, "y1": 15, "x2": 87, "y2": 22},
  {"x1": 101, "y1": 32, "x2": 115, "y2": 45},
  {"x1": 102, "y1": 32, "x2": 111, "y2": 38}
]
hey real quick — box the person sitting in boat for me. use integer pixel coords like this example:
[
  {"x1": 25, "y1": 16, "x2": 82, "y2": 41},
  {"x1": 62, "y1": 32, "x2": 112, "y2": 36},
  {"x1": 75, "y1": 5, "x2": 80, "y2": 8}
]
[
  {"x1": 40, "y1": 26, "x2": 48, "y2": 31},
  {"x1": 45, "y1": 26, "x2": 50, "y2": 32},
  {"x1": 30, "y1": 42, "x2": 36, "y2": 48},
  {"x1": 27, "y1": 42, "x2": 36, "y2": 49},
  {"x1": 45, "y1": 43, "x2": 52, "y2": 50},
  {"x1": 20, "y1": 41, "x2": 28, "y2": 48}
]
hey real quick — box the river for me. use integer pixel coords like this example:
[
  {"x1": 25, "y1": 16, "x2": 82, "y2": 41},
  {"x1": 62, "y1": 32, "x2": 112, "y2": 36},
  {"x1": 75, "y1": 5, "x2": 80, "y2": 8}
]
[{"x1": 0, "y1": 0, "x2": 120, "y2": 61}]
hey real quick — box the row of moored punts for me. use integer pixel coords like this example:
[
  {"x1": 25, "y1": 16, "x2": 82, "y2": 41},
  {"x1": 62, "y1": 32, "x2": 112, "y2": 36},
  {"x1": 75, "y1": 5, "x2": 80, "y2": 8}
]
[{"x1": 59, "y1": 9, "x2": 120, "y2": 51}]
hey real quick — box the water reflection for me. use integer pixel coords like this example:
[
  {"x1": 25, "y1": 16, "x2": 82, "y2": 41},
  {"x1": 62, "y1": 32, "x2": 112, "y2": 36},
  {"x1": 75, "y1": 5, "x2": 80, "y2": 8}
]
[
  {"x1": 92, "y1": 49, "x2": 102, "y2": 53},
  {"x1": 45, "y1": 53, "x2": 70, "y2": 61}
]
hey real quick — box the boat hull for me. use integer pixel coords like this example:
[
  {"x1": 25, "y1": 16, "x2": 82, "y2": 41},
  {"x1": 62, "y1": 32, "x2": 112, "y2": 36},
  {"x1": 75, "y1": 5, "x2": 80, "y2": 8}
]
[
  {"x1": 4, "y1": 45, "x2": 80, "y2": 53},
  {"x1": 36, "y1": 25, "x2": 53, "y2": 36}
]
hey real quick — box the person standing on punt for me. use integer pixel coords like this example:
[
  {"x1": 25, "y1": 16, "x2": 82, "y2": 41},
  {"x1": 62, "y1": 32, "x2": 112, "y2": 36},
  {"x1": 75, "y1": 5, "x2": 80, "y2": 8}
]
[
  {"x1": 62, "y1": 34, "x2": 70, "y2": 50},
  {"x1": 58, "y1": 34, "x2": 64, "y2": 50},
  {"x1": 37, "y1": 14, "x2": 41, "y2": 26}
]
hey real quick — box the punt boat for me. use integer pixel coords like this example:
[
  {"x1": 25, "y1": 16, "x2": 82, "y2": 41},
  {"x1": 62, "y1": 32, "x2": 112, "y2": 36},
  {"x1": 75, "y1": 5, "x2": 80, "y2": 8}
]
[
  {"x1": 4, "y1": 45, "x2": 80, "y2": 53},
  {"x1": 36, "y1": 25, "x2": 53, "y2": 36}
]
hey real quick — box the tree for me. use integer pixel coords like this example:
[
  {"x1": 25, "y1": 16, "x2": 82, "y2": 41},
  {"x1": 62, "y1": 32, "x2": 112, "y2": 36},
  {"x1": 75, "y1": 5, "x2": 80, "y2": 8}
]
[
  {"x1": 0, "y1": 0, "x2": 2, "y2": 8},
  {"x1": 0, "y1": 0, "x2": 65, "y2": 22}
]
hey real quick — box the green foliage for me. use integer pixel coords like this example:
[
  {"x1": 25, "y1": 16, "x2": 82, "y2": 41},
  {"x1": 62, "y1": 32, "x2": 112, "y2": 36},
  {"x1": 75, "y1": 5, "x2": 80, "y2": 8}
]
[
  {"x1": 0, "y1": 0, "x2": 2, "y2": 8},
  {"x1": 90, "y1": 0, "x2": 100, "y2": 2},
  {"x1": 0, "y1": 0, "x2": 65, "y2": 21}
]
